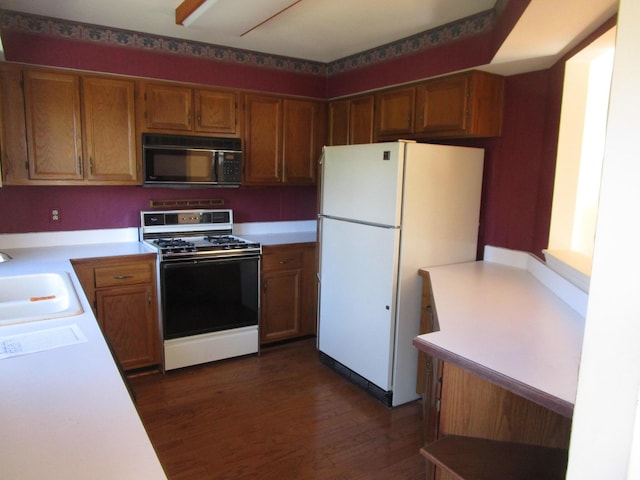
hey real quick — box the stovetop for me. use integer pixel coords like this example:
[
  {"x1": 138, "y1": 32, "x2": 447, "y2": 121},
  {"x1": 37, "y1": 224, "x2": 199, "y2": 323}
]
[{"x1": 140, "y1": 209, "x2": 261, "y2": 260}]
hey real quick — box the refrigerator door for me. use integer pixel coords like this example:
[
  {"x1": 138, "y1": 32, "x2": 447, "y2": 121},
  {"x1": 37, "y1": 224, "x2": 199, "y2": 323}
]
[
  {"x1": 318, "y1": 216, "x2": 400, "y2": 390},
  {"x1": 321, "y1": 143, "x2": 405, "y2": 227}
]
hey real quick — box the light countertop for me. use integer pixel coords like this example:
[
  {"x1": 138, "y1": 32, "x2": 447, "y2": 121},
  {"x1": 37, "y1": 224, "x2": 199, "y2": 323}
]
[
  {"x1": 0, "y1": 240, "x2": 166, "y2": 479},
  {"x1": 413, "y1": 246, "x2": 587, "y2": 418},
  {"x1": 0, "y1": 220, "x2": 316, "y2": 478}
]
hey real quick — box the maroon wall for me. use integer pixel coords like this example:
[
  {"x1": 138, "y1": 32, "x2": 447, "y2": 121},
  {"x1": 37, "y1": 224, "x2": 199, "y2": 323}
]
[
  {"x1": 0, "y1": 7, "x2": 616, "y2": 261},
  {"x1": 0, "y1": 31, "x2": 327, "y2": 99},
  {"x1": 0, "y1": 185, "x2": 316, "y2": 233}
]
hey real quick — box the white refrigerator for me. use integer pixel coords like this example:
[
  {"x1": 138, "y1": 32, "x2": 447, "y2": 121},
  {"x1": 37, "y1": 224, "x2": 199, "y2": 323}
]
[{"x1": 317, "y1": 141, "x2": 484, "y2": 406}]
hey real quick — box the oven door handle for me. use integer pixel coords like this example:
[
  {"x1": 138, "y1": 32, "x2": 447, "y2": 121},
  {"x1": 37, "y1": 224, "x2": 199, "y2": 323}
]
[{"x1": 162, "y1": 254, "x2": 261, "y2": 266}]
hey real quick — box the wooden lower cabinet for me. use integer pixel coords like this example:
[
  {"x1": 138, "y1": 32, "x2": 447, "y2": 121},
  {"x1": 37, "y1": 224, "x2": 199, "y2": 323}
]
[
  {"x1": 72, "y1": 254, "x2": 160, "y2": 371},
  {"x1": 417, "y1": 271, "x2": 572, "y2": 480},
  {"x1": 260, "y1": 243, "x2": 317, "y2": 345}
]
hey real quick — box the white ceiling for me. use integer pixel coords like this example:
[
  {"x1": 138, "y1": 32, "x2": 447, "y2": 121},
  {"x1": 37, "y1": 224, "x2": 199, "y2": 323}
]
[{"x1": 0, "y1": 0, "x2": 619, "y2": 72}]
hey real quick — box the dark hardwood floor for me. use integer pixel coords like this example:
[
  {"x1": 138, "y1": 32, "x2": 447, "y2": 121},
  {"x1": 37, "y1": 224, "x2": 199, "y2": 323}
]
[{"x1": 130, "y1": 338, "x2": 425, "y2": 479}]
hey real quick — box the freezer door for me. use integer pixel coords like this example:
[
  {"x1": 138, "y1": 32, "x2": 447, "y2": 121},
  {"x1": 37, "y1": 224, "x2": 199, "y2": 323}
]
[
  {"x1": 318, "y1": 217, "x2": 399, "y2": 391},
  {"x1": 321, "y1": 143, "x2": 404, "y2": 227}
]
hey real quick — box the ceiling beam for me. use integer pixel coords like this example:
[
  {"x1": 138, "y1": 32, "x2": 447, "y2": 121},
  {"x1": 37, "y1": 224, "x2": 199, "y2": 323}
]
[
  {"x1": 176, "y1": 0, "x2": 216, "y2": 26},
  {"x1": 241, "y1": 0, "x2": 303, "y2": 37}
]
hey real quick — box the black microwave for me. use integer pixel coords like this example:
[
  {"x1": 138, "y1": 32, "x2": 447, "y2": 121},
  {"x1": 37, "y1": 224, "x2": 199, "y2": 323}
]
[{"x1": 142, "y1": 133, "x2": 242, "y2": 187}]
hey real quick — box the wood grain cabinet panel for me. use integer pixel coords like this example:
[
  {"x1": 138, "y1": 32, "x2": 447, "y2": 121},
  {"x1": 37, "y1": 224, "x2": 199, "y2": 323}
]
[
  {"x1": 143, "y1": 83, "x2": 193, "y2": 131},
  {"x1": 260, "y1": 243, "x2": 317, "y2": 345},
  {"x1": 16, "y1": 67, "x2": 140, "y2": 185},
  {"x1": 23, "y1": 69, "x2": 83, "y2": 181},
  {"x1": 195, "y1": 89, "x2": 237, "y2": 134},
  {"x1": 244, "y1": 94, "x2": 322, "y2": 185},
  {"x1": 327, "y1": 95, "x2": 374, "y2": 146},
  {"x1": 244, "y1": 93, "x2": 282, "y2": 184},
  {"x1": 283, "y1": 98, "x2": 319, "y2": 185},
  {"x1": 143, "y1": 82, "x2": 239, "y2": 135},
  {"x1": 417, "y1": 271, "x2": 571, "y2": 480},
  {"x1": 82, "y1": 77, "x2": 138, "y2": 183},
  {"x1": 376, "y1": 86, "x2": 416, "y2": 138},
  {"x1": 328, "y1": 99, "x2": 349, "y2": 146},
  {"x1": 72, "y1": 255, "x2": 160, "y2": 371},
  {"x1": 414, "y1": 70, "x2": 504, "y2": 138},
  {"x1": 0, "y1": 63, "x2": 29, "y2": 184},
  {"x1": 349, "y1": 95, "x2": 375, "y2": 144}
]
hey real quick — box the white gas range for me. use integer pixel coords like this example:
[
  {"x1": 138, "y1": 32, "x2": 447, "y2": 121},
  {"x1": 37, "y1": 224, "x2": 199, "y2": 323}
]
[{"x1": 140, "y1": 209, "x2": 261, "y2": 370}]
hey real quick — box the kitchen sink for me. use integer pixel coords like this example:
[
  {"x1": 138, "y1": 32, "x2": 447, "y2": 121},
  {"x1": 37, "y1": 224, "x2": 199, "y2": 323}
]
[{"x1": 0, "y1": 272, "x2": 84, "y2": 326}]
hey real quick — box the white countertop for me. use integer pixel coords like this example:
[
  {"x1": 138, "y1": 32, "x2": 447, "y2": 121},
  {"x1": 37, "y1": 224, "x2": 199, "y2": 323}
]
[
  {"x1": 413, "y1": 246, "x2": 586, "y2": 417},
  {"x1": 0, "y1": 220, "x2": 316, "y2": 478},
  {"x1": 0, "y1": 240, "x2": 167, "y2": 479}
]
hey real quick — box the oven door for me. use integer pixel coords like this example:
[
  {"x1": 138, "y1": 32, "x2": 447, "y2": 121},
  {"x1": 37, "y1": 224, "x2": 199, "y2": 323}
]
[{"x1": 160, "y1": 255, "x2": 260, "y2": 339}]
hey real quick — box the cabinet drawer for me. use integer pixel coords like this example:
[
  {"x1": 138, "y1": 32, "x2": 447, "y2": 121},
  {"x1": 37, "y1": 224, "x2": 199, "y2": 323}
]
[
  {"x1": 262, "y1": 249, "x2": 303, "y2": 271},
  {"x1": 94, "y1": 263, "x2": 153, "y2": 288}
]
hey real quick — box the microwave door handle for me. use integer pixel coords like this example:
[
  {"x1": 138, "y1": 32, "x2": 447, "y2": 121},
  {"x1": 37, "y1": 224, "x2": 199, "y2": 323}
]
[{"x1": 212, "y1": 151, "x2": 219, "y2": 182}]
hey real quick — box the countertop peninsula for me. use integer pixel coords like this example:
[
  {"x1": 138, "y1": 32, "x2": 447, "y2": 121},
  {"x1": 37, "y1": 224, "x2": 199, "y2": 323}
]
[{"x1": 413, "y1": 246, "x2": 587, "y2": 417}]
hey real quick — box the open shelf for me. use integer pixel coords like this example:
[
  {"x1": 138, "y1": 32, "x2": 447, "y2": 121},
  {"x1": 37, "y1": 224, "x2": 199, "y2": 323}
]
[{"x1": 420, "y1": 435, "x2": 568, "y2": 480}]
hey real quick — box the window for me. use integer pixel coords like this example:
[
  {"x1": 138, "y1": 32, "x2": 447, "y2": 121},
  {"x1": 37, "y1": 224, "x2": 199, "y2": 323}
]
[{"x1": 545, "y1": 28, "x2": 616, "y2": 292}]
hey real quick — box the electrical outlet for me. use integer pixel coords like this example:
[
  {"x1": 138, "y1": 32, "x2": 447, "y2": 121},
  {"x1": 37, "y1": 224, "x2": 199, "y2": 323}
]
[{"x1": 51, "y1": 208, "x2": 60, "y2": 222}]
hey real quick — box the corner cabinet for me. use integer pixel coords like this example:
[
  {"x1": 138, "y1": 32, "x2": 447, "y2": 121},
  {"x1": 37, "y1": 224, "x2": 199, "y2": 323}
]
[
  {"x1": 141, "y1": 82, "x2": 240, "y2": 135},
  {"x1": 5, "y1": 68, "x2": 139, "y2": 185},
  {"x1": 244, "y1": 94, "x2": 324, "y2": 185},
  {"x1": 414, "y1": 70, "x2": 504, "y2": 138},
  {"x1": 72, "y1": 254, "x2": 160, "y2": 371},
  {"x1": 260, "y1": 243, "x2": 317, "y2": 345},
  {"x1": 328, "y1": 94, "x2": 375, "y2": 145}
]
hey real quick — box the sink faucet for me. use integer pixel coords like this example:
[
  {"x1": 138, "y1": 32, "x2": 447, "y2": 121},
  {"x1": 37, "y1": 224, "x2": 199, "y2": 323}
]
[{"x1": 0, "y1": 252, "x2": 12, "y2": 262}]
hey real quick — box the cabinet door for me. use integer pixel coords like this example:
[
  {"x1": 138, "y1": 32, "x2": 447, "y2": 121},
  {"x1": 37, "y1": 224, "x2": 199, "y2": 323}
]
[
  {"x1": 328, "y1": 100, "x2": 349, "y2": 146},
  {"x1": 261, "y1": 245, "x2": 305, "y2": 344},
  {"x1": 283, "y1": 99, "x2": 317, "y2": 185},
  {"x1": 144, "y1": 83, "x2": 193, "y2": 131},
  {"x1": 261, "y1": 268, "x2": 302, "y2": 344},
  {"x1": 244, "y1": 94, "x2": 282, "y2": 184},
  {"x1": 97, "y1": 284, "x2": 158, "y2": 370},
  {"x1": 376, "y1": 86, "x2": 415, "y2": 138},
  {"x1": 0, "y1": 64, "x2": 29, "y2": 184},
  {"x1": 414, "y1": 74, "x2": 470, "y2": 136},
  {"x1": 195, "y1": 89, "x2": 238, "y2": 134},
  {"x1": 82, "y1": 77, "x2": 138, "y2": 183},
  {"x1": 23, "y1": 70, "x2": 83, "y2": 180},
  {"x1": 349, "y1": 95, "x2": 374, "y2": 144}
]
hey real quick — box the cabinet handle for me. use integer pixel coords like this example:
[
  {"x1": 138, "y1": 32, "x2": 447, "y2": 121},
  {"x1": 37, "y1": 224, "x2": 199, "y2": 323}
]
[
  {"x1": 148, "y1": 293, "x2": 152, "y2": 305},
  {"x1": 78, "y1": 156, "x2": 83, "y2": 174},
  {"x1": 279, "y1": 260, "x2": 288, "y2": 264},
  {"x1": 113, "y1": 275, "x2": 133, "y2": 280},
  {"x1": 89, "y1": 157, "x2": 94, "y2": 175}
]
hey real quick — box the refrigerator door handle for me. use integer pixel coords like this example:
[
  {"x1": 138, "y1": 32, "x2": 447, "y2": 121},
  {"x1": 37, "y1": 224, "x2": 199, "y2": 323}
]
[{"x1": 320, "y1": 214, "x2": 399, "y2": 230}]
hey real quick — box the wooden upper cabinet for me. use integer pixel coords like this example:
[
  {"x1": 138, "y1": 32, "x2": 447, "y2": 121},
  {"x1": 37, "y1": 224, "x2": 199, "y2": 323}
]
[
  {"x1": 349, "y1": 95, "x2": 375, "y2": 144},
  {"x1": 327, "y1": 95, "x2": 374, "y2": 146},
  {"x1": 328, "y1": 100, "x2": 349, "y2": 146},
  {"x1": 195, "y1": 89, "x2": 237, "y2": 134},
  {"x1": 144, "y1": 83, "x2": 193, "y2": 131},
  {"x1": 17, "y1": 68, "x2": 140, "y2": 185},
  {"x1": 415, "y1": 70, "x2": 504, "y2": 138},
  {"x1": 143, "y1": 82, "x2": 239, "y2": 135},
  {"x1": 82, "y1": 77, "x2": 138, "y2": 183},
  {"x1": 244, "y1": 94, "x2": 322, "y2": 186},
  {"x1": 376, "y1": 86, "x2": 416, "y2": 138},
  {"x1": 23, "y1": 70, "x2": 84, "y2": 181},
  {"x1": 0, "y1": 63, "x2": 29, "y2": 184},
  {"x1": 244, "y1": 93, "x2": 282, "y2": 184},
  {"x1": 283, "y1": 98, "x2": 319, "y2": 185}
]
